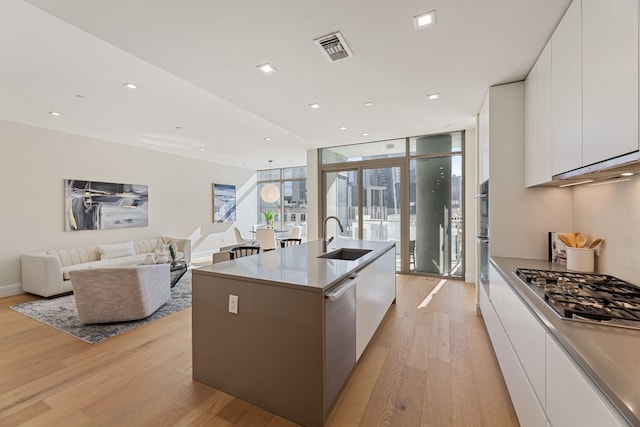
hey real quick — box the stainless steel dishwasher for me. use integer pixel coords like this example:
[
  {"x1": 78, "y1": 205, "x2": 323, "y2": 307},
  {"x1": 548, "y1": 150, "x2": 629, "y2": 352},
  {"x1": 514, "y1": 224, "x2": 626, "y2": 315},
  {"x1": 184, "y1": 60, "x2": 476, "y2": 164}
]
[{"x1": 324, "y1": 274, "x2": 359, "y2": 413}]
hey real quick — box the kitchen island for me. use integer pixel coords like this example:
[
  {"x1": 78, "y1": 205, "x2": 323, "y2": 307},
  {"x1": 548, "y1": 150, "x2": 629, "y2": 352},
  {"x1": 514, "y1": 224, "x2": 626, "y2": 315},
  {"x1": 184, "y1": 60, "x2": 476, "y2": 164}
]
[
  {"x1": 192, "y1": 239, "x2": 396, "y2": 427},
  {"x1": 487, "y1": 257, "x2": 640, "y2": 427}
]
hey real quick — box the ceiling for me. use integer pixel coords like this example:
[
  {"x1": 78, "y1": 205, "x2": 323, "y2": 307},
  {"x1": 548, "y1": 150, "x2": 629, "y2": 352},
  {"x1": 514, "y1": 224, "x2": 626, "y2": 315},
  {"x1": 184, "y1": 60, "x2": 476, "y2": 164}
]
[{"x1": 1, "y1": 0, "x2": 571, "y2": 170}]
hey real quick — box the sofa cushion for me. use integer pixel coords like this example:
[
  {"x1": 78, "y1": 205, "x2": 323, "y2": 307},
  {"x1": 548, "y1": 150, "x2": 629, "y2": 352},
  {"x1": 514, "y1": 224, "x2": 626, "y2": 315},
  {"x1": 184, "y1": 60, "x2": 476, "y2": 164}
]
[
  {"x1": 63, "y1": 253, "x2": 149, "y2": 280},
  {"x1": 98, "y1": 241, "x2": 136, "y2": 260}
]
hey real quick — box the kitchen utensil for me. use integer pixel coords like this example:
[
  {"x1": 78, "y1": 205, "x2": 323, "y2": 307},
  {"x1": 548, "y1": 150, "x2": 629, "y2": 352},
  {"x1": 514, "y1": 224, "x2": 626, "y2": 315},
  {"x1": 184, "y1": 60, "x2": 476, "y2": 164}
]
[
  {"x1": 566, "y1": 232, "x2": 577, "y2": 248},
  {"x1": 558, "y1": 233, "x2": 573, "y2": 248},
  {"x1": 589, "y1": 238, "x2": 603, "y2": 249},
  {"x1": 576, "y1": 233, "x2": 587, "y2": 248}
]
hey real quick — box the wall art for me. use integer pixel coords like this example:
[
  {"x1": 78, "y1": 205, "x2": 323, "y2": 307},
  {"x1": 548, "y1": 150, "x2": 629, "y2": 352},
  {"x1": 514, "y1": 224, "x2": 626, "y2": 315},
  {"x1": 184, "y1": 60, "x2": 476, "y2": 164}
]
[
  {"x1": 65, "y1": 179, "x2": 148, "y2": 231},
  {"x1": 212, "y1": 183, "x2": 236, "y2": 223}
]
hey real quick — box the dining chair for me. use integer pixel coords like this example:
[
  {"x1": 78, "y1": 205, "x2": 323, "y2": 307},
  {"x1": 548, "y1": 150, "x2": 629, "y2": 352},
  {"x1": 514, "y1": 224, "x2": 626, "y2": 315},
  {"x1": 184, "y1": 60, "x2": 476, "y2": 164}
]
[
  {"x1": 255, "y1": 228, "x2": 277, "y2": 251},
  {"x1": 234, "y1": 227, "x2": 251, "y2": 245},
  {"x1": 280, "y1": 238, "x2": 302, "y2": 248},
  {"x1": 290, "y1": 226, "x2": 302, "y2": 239},
  {"x1": 229, "y1": 246, "x2": 261, "y2": 259}
]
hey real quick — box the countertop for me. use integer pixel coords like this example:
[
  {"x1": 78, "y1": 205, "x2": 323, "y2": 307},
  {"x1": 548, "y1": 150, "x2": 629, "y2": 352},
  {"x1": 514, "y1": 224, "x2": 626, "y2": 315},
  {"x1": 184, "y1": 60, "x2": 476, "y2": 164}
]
[
  {"x1": 193, "y1": 239, "x2": 396, "y2": 293},
  {"x1": 491, "y1": 257, "x2": 640, "y2": 427}
]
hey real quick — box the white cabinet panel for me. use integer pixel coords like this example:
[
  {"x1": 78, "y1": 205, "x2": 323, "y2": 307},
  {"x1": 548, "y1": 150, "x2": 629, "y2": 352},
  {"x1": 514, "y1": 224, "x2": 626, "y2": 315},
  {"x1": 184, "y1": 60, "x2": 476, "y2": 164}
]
[
  {"x1": 582, "y1": 0, "x2": 638, "y2": 165},
  {"x1": 355, "y1": 248, "x2": 396, "y2": 360},
  {"x1": 525, "y1": 42, "x2": 553, "y2": 187},
  {"x1": 489, "y1": 265, "x2": 505, "y2": 322},
  {"x1": 478, "y1": 92, "x2": 490, "y2": 184},
  {"x1": 502, "y1": 283, "x2": 546, "y2": 407},
  {"x1": 546, "y1": 335, "x2": 626, "y2": 427},
  {"x1": 552, "y1": 0, "x2": 583, "y2": 175}
]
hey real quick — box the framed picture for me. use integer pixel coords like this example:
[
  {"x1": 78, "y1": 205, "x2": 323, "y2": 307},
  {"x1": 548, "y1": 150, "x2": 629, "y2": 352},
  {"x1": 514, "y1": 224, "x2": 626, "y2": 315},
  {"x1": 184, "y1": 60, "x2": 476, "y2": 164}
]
[
  {"x1": 65, "y1": 179, "x2": 148, "y2": 231},
  {"x1": 548, "y1": 231, "x2": 569, "y2": 265},
  {"x1": 212, "y1": 183, "x2": 236, "y2": 223}
]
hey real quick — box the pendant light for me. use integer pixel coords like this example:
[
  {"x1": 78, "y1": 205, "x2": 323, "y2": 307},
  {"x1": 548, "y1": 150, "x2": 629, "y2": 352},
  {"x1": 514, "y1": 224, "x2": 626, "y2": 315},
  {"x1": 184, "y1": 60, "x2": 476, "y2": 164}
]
[{"x1": 260, "y1": 160, "x2": 280, "y2": 203}]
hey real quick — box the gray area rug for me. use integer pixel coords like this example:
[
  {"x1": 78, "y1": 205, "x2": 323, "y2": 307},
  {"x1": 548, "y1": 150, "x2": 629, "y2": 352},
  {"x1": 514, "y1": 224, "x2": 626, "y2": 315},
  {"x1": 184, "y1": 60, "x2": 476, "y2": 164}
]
[{"x1": 10, "y1": 271, "x2": 192, "y2": 344}]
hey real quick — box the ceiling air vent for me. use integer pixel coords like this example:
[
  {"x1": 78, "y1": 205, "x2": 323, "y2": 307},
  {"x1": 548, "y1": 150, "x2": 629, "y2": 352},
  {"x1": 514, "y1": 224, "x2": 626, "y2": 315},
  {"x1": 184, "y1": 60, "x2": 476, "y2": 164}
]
[{"x1": 314, "y1": 31, "x2": 353, "y2": 62}]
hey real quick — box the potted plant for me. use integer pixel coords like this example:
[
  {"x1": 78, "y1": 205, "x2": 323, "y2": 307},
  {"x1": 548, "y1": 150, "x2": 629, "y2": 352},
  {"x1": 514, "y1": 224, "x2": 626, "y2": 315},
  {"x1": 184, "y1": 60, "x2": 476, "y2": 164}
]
[{"x1": 264, "y1": 209, "x2": 275, "y2": 229}]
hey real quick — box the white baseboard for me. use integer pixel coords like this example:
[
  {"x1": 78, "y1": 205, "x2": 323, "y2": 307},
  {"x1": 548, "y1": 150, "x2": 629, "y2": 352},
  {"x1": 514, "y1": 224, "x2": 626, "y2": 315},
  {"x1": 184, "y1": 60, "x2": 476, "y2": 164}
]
[{"x1": 0, "y1": 283, "x2": 24, "y2": 298}]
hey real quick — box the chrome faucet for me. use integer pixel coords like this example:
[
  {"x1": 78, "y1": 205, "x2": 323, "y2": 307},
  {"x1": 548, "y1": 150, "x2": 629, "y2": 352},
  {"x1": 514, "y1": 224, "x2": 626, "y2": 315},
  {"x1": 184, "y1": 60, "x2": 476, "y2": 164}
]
[{"x1": 322, "y1": 216, "x2": 344, "y2": 252}]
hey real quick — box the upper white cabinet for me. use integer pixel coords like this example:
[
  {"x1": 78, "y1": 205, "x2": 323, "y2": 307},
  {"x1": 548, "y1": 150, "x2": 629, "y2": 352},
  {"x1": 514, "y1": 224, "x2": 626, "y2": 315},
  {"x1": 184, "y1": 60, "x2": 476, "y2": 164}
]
[
  {"x1": 525, "y1": 42, "x2": 553, "y2": 187},
  {"x1": 478, "y1": 93, "x2": 490, "y2": 184},
  {"x1": 551, "y1": 0, "x2": 582, "y2": 175},
  {"x1": 582, "y1": 0, "x2": 639, "y2": 166},
  {"x1": 525, "y1": 0, "x2": 639, "y2": 184}
]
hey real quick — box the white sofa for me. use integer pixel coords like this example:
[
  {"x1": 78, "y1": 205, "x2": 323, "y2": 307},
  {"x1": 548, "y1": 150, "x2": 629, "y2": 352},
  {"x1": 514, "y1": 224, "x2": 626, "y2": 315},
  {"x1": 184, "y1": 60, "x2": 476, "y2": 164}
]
[{"x1": 21, "y1": 237, "x2": 191, "y2": 297}]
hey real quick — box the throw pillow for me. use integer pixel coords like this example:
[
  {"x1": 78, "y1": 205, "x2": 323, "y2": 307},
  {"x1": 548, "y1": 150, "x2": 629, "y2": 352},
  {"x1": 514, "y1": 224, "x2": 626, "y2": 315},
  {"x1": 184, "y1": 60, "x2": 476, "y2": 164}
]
[{"x1": 98, "y1": 241, "x2": 136, "y2": 260}]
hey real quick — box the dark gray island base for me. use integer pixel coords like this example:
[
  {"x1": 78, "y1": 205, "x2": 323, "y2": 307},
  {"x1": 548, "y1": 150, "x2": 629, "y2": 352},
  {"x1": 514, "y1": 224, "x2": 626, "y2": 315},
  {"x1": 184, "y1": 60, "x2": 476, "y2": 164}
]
[{"x1": 192, "y1": 239, "x2": 396, "y2": 427}]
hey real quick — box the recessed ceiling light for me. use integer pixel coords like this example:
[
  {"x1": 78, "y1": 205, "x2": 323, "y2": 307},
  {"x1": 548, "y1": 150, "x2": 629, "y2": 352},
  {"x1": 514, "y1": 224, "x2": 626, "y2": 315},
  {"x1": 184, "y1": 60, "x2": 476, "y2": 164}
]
[
  {"x1": 621, "y1": 172, "x2": 634, "y2": 176},
  {"x1": 427, "y1": 93, "x2": 440, "y2": 100},
  {"x1": 48, "y1": 111, "x2": 62, "y2": 116},
  {"x1": 364, "y1": 102, "x2": 374, "y2": 107},
  {"x1": 123, "y1": 82, "x2": 139, "y2": 90},
  {"x1": 175, "y1": 126, "x2": 183, "y2": 130},
  {"x1": 414, "y1": 10, "x2": 437, "y2": 29},
  {"x1": 309, "y1": 103, "x2": 320, "y2": 109},
  {"x1": 75, "y1": 94, "x2": 85, "y2": 99},
  {"x1": 199, "y1": 148, "x2": 206, "y2": 152},
  {"x1": 257, "y1": 63, "x2": 277, "y2": 73},
  {"x1": 264, "y1": 137, "x2": 272, "y2": 142},
  {"x1": 362, "y1": 133, "x2": 369, "y2": 136},
  {"x1": 338, "y1": 126, "x2": 347, "y2": 131}
]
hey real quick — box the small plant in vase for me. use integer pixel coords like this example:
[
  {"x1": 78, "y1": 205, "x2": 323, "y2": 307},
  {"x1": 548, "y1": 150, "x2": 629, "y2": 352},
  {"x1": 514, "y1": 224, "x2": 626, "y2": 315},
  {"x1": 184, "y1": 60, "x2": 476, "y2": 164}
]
[
  {"x1": 264, "y1": 209, "x2": 275, "y2": 229},
  {"x1": 168, "y1": 241, "x2": 178, "y2": 264}
]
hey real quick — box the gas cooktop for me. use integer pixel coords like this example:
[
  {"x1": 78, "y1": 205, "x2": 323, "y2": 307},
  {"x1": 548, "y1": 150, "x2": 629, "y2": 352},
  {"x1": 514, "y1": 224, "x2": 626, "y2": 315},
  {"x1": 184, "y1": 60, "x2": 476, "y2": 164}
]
[{"x1": 515, "y1": 268, "x2": 640, "y2": 330}]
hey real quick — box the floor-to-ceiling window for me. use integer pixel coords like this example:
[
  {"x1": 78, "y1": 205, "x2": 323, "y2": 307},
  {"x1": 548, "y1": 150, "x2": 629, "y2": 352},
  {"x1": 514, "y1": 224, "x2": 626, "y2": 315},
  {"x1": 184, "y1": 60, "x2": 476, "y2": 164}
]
[
  {"x1": 257, "y1": 166, "x2": 307, "y2": 237},
  {"x1": 320, "y1": 132, "x2": 464, "y2": 278}
]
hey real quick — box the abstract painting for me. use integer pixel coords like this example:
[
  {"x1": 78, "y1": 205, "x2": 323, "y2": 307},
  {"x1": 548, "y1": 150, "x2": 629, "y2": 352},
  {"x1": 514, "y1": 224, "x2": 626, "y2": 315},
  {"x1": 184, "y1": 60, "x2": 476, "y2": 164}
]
[
  {"x1": 212, "y1": 183, "x2": 236, "y2": 223},
  {"x1": 65, "y1": 180, "x2": 148, "y2": 231}
]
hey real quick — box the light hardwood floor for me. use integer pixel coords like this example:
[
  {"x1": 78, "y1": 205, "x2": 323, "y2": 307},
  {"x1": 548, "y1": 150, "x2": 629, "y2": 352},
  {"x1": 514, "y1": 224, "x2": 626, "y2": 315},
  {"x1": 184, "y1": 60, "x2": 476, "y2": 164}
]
[{"x1": 0, "y1": 275, "x2": 518, "y2": 426}]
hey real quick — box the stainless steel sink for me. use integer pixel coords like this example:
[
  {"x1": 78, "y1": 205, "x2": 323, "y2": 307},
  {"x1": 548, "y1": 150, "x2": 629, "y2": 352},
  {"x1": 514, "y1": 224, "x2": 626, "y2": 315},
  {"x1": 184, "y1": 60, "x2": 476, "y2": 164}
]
[{"x1": 317, "y1": 248, "x2": 372, "y2": 261}]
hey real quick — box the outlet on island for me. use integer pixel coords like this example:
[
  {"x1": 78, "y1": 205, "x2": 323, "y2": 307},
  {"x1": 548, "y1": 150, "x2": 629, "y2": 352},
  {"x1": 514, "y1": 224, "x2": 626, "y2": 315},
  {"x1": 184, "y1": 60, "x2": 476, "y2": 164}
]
[{"x1": 228, "y1": 294, "x2": 238, "y2": 314}]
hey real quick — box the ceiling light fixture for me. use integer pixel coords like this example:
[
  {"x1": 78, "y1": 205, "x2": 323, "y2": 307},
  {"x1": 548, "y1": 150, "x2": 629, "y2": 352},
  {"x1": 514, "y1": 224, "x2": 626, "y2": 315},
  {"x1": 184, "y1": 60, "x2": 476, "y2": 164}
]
[
  {"x1": 428, "y1": 93, "x2": 440, "y2": 100},
  {"x1": 362, "y1": 133, "x2": 369, "y2": 136},
  {"x1": 260, "y1": 160, "x2": 280, "y2": 203},
  {"x1": 414, "y1": 10, "x2": 437, "y2": 29},
  {"x1": 257, "y1": 63, "x2": 277, "y2": 73},
  {"x1": 338, "y1": 126, "x2": 347, "y2": 131},
  {"x1": 364, "y1": 102, "x2": 374, "y2": 107},
  {"x1": 48, "y1": 111, "x2": 62, "y2": 116},
  {"x1": 264, "y1": 137, "x2": 272, "y2": 142},
  {"x1": 309, "y1": 103, "x2": 320, "y2": 109},
  {"x1": 123, "y1": 82, "x2": 138, "y2": 89},
  {"x1": 199, "y1": 148, "x2": 206, "y2": 152}
]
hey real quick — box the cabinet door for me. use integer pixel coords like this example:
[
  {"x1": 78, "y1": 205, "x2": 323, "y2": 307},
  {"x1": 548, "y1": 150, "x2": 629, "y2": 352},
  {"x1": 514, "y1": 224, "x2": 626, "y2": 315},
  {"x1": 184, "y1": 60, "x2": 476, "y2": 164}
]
[
  {"x1": 355, "y1": 249, "x2": 396, "y2": 360},
  {"x1": 582, "y1": 0, "x2": 639, "y2": 165},
  {"x1": 478, "y1": 93, "x2": 490, "y2": 184},
  {"x1": 502, "y1": 283, "x2": 546, "y2": 407},
  {"x1": 526, "y1": 42, "x2": 553, "y2": 187},
  {"x1": 525, "y1": 64, "x2": 538, "y2": 187},
  {"x1": 546, "y1": 335, "x2": 626, "y2": 427},
  {"x1": 552, "y1": 0, "x2": 582, "y2": 175}
]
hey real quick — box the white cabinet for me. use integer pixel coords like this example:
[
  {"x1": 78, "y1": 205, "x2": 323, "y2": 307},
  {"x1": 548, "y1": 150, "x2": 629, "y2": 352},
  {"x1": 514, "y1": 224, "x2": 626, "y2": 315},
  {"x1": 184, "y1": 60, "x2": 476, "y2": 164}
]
[
  {"x1": 552, "y1": 0, "x2": 582, "y2": 175},
  {"x1": 478, "y1": 92, "x2": 490, "y2": 184},
  {"x1": 355, "y1": 248, "x2": 395, "y2": 360},
  {"x1": 582, "y1": 0, "x2": 638, "y2": 166},
  {"x1": 502, "y1": 280, "x2": 546, "y2": 405},
  {"x1": 525, "y1": 41, "x2": 554, "y2": 187},
  {"x1": 546, "y1": 335, "x2": 627, "y2": 427}
]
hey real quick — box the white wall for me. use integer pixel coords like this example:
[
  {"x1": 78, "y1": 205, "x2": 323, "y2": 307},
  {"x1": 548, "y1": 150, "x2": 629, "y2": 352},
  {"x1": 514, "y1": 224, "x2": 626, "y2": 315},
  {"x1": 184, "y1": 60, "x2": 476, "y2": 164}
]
[
  {"x1": 573, "y1": 175, "x2": 640, "y2": 282},
  {"x1": 0, "y1": 119, "x2": 257, "y2": 295},
  {"x1": 306, "y1": 148, "x2": 319, "y2": 241},
  {"x1": 464, "y1": 126, "x2": 477, "y2": 283}
]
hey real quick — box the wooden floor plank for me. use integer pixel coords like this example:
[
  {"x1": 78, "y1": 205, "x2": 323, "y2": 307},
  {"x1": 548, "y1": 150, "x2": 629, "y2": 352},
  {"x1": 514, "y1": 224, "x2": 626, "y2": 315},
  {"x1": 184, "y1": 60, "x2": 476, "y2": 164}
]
[{"x1": 0, "y1": 276, "x2": 517, "y2": 426}]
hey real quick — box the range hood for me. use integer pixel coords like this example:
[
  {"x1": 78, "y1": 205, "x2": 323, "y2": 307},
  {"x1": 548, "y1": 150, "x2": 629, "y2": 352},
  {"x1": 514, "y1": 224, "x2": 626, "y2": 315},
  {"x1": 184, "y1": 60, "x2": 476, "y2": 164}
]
[{"x1": 551, "y1": 150, "x2": 640, "y2": 185}]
